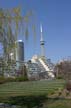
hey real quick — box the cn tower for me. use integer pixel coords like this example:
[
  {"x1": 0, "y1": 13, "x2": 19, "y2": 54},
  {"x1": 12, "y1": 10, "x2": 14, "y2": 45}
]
[{"x1": 40, "y1": 24, "x2": 45, "y2": 57}]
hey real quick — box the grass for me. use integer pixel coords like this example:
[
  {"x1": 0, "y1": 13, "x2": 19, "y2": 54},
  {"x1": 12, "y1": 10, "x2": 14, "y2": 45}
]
[
  {"x1": 47, "y1": 99, "x2": 71, "y2": 108},
  {"x1": 0, "y1": 79, "x2": 65, "y2": 97},
  {"x1": 0, "y1": 79, "x2": 71, "y2": 108}
]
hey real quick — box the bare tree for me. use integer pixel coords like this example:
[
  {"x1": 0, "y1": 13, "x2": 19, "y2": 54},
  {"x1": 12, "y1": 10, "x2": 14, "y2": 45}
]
[{"x1": 55, "y1": 59, "x2": 71, "y2": 80}]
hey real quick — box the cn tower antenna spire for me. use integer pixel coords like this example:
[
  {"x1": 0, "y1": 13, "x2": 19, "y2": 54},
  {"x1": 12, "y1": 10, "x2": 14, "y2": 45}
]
[
  {"x1": 40, "y1": 24, "x2": 42, "y2": 32},
  {"x1": 40, "y1": 24, "x2": 43, "y2": 41},
  {"x1": 40, "y1": 24, "x2": 45, "y2": 57}
]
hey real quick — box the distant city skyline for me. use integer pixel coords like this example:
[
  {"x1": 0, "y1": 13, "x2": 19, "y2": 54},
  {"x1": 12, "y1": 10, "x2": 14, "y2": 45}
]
[{"x1": 0, "y1": 0, "x2": 71, "y2": 63}]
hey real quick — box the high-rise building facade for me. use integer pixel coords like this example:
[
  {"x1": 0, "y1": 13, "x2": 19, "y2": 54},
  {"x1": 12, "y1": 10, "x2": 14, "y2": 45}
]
[{"x1": 16, "y1": 40, "x2": 24, "y2": 62}]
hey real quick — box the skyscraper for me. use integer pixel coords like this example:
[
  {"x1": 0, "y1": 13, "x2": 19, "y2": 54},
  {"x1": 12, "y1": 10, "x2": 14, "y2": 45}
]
[{"x1": 16, "y1": 40, "x2": 24, "y2": 62}]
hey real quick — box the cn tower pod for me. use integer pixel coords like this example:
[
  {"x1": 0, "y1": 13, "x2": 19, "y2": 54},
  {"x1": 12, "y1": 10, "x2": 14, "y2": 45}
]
[{"x1": 40, "y1": 24, "x2": 45, "y2": 57}]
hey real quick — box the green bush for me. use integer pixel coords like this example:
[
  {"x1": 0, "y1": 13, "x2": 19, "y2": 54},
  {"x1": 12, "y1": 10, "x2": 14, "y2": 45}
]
[
  {"x1": 0, "y1": 77, "x2": 16, "y2": 84},
  {"x1": 15, "y1": 76, "x2": 28, "y2": 82},
  {"x1": 0, "y1": 76, "x2": 29, "y2": 84},
  {"x1": 5, "y1": 77, "x2": 16, "y2": 82},
  {"x1": 57, "y1": 76, "x2": 63, "y2": 79},
  {"x1": 6, "y1": 95, "x2": 47, "y2": 108},
  {"x1": 0, "y1": 76, "x2": 6, "y2": 84}
]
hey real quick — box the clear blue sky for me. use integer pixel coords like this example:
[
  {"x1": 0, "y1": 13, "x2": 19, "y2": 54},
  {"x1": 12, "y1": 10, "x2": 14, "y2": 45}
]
[{"x1": 0, "y1": 0, "x2": 71, "y2": 63}]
